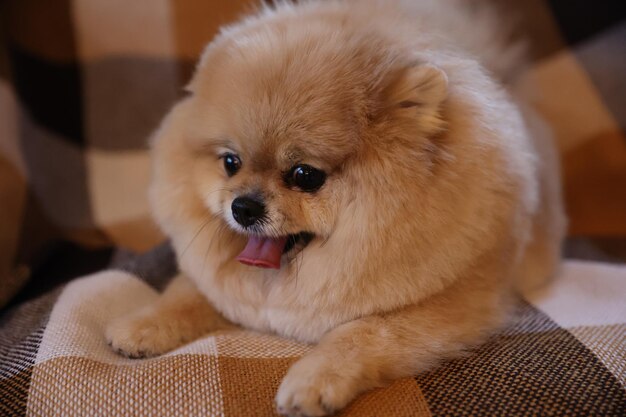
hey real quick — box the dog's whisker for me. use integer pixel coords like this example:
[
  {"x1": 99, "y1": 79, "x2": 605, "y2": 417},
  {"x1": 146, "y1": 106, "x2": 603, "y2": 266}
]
[
  {"x1": 204, "y1": 187, "x2": 230, "y2": 198},
  {"x1": 293, "y1": 244, "x2": 303, "y2": 288},
  {"x1": 319, "y1": 224, "x2": 336, "y2": 248},
  {"x1": 179, "y1": 215, "x2": 213, "y2": 260},
  {"x1": 201, "y1": 231, "x2": 213, "y2": 279},
  {"x1": 210, "y1": 221, "x2": 227, "y2": 252}
]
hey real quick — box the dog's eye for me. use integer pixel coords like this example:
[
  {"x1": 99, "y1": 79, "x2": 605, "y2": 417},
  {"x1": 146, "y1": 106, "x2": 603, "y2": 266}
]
[
  {"x1": 289, "y1": 164, "x2": 326, "y2": 192},
  {"x1": 222, "y1": 153, "x2": 241, "y2": 177}
]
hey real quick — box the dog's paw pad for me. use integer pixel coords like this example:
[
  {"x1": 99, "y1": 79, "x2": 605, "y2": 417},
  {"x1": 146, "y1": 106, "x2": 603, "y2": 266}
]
[
  {"x1": 105, "y1": 314, "x2": 179, "y2": 359},
  {"x1": 275, "y1": 358, "x2": 355, "y2": 416}
]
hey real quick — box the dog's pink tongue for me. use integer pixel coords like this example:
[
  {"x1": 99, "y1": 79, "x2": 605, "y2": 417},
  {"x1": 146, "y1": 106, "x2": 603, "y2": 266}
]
[{"x1": 236, "y1": 236, "x2": 288, "y2": 269}]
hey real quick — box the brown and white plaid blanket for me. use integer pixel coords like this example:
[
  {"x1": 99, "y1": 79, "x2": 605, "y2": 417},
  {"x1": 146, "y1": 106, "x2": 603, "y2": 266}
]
[
  {"x1": 1, "y1": 242, "x2": 625, "y2": 416},
  {"x1": 1, "y1": 0, "x2": 626, "y2": 416}
]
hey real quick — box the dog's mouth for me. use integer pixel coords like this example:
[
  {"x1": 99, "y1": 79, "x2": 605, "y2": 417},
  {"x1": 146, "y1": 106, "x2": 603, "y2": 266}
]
[{"x1": 236, "y1": 232, "x2": 314, "y2": 269}]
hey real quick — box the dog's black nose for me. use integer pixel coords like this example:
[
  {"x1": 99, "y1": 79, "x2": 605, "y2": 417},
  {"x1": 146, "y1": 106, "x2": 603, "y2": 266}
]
[{"x1": 231, "y1": 196, "x2": 266, "y2": 227}]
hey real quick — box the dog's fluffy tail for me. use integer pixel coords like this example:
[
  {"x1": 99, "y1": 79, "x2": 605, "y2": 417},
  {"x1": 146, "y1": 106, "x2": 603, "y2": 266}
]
[
  {"x1": 446, "y1": 0, "x2": 528, "y2": 84},
  {"x1": 393, "y1": 0, "x2": 529, "y2": 84}
]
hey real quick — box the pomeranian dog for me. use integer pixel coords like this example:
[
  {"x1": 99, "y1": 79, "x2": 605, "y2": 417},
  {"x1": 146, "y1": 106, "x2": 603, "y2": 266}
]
[{"x1": 107, "y1": 0, "x2": 565, "y2": 415}]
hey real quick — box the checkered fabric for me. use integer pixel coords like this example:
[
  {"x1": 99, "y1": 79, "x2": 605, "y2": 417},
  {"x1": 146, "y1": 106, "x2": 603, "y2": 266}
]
[{"x1": 1, "y1": 244, "x2": 625, "y2": 417}]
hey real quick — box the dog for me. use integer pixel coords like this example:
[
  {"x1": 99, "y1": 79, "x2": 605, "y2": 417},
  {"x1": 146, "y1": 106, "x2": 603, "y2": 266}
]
[{"x1": 106, "y1": 1, "x2": 566, "y2": 415}]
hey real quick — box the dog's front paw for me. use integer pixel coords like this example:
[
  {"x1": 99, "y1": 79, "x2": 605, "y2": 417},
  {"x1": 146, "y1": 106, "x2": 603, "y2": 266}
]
[
  {"x1": 105, "y1": 311, "x2": 185, "y2": 359},
  {"x1": 276, "y1": 355, "x2": 358, "y2": 417}
]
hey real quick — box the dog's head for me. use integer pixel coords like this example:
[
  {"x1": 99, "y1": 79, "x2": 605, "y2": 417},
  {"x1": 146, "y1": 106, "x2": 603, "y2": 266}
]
[{"x1": 152, "y1": 12, "x2": 448, "y2": 270}]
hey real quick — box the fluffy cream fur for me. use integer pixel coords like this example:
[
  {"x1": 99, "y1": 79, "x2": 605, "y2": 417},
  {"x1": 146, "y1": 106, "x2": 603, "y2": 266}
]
[{"x1": 106, "y1": 1, "x2": 566, "y2": 415}]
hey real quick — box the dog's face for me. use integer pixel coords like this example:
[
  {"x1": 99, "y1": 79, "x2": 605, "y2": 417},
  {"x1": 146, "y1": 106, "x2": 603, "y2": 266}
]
[
  {"x1": 153, "y1": 18, "x2": 448, "y2": 270},
  {"x1": 187, "y1": 90, "x2": 356, "y2": 268},
  {"x1": 184, "y1": 36, "x2": 367, "y2": 268}
]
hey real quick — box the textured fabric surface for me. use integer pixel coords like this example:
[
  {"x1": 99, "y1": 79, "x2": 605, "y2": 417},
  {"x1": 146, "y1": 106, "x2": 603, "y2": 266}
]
[
  {"x1": 0, "y1": 0, "x2": 625, "y2": 306},
  {"x1": 416, "y1": 302, "x2": 626, "y2": 416},
  {"x1": 0, "y1": 258, "x2": 624, "y2": 417}
]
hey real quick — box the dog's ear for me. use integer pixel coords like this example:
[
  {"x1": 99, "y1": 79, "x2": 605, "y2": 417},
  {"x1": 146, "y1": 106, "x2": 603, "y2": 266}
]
[
  {"x1": 184, "y1": 40, "x2": 224, "y2": 93},
  {"x1": 386, "y1": 64, "x2": 448, "y2": 134},
  {"x1": 184, "y1": 48, "x2": 213, "y2": 93}
]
